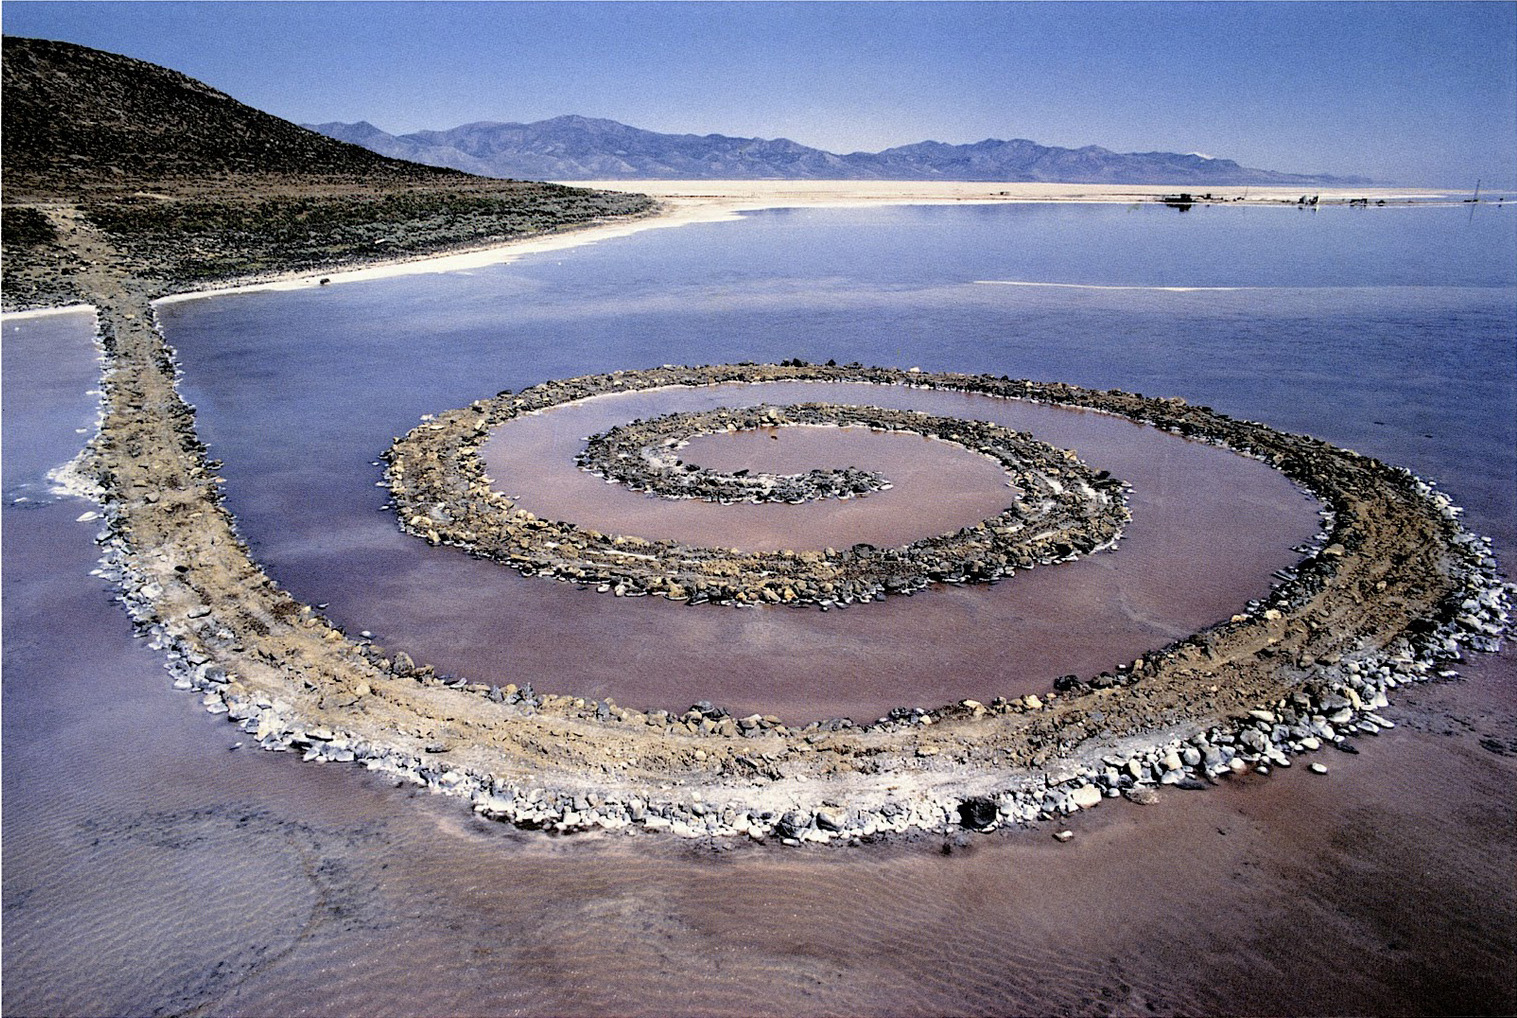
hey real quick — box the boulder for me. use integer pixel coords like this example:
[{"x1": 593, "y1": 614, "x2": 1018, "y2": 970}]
[{"x1": 957, "y1": 796, "x2": 999, "y2": 829}]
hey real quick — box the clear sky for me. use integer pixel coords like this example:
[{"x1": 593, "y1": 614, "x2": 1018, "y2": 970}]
[{"x1": 4, "y1": 1, "x2": 1514, "y2": 186}]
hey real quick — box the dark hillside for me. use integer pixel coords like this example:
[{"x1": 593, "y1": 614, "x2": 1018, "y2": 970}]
[
  {"x1": 1, "y1": 36, "x2": 455, "y2": 195},
  {"x1": 81, "y1": 187, "x2": 650, "y2": 284},
  {"x1": 0, "y1": 37, "x2": 655, "y2": 309}
]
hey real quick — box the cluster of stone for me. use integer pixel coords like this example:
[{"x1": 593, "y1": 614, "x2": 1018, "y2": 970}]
[
  {"x1": 146, "y1": 600, "x2": 1506, "y2": 848},
  {"x1": 386, "y1": 374, "x2": 1131, "y2": 606},
  {"x1": 577, "y1": 404, "x2": 894, "y2": 504},
  {"x1": 949, "y1": 612, "x2": 1505, "y2": 838},
  {"x1": 112, "y1": 541, "x2": 1510, "y2": 846}
]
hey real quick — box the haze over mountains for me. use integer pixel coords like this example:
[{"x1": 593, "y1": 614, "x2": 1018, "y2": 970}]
[
  {"x1": 307, "y1": 115, "x2": 1371, "y2": 186},
  {"x1": 0, "y1": 31, "x2": 1369, "y2": 189}
]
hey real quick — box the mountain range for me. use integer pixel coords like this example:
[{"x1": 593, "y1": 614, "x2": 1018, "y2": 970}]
[{"x1": 306, "y1": 115, "x2": 1371, "y2": 186}]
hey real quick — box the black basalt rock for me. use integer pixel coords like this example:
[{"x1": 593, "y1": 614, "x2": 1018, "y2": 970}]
[
  {"x1": 775, "y1": 810, "x2": 810, "y2": 840},
  {"x1": 958, "y1": 796, "x2": 999, "y2": 829}
]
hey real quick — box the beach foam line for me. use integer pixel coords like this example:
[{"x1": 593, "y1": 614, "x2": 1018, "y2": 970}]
[
  {"x1": 47, "y1": 450, "x2": 106, "y2": 502},
  {"x1": 2, "y1": 303, "x2": 97, "y2": 321},
  {"x1": 152, "y1": 203, "x2": 748, "y2": 306},
  {"x1": 975, "y1": 280, "x2": 1254, "y2": 292}
]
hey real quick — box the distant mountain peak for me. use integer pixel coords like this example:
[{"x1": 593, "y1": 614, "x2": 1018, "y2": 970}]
[{"x1": 305, "y1": 115, "x2": 1371, "y2": 186}]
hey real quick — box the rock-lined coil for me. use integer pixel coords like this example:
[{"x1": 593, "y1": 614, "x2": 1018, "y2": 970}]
[
  {"x1": 102, "y1": 345, "x2": 1508, "y2": 843},
  {"x1": 386, "y1": 387, "x2": 1130, "y2": 606},
  {"x1": 576, "y1": 404, "x2": 895, "y2": 504}
]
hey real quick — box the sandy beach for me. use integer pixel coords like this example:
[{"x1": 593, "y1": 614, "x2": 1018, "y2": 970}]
[
  {"x1": 149, "y1": 180, "x2": 1452, "y2": 305},
  {"x1": 0, "y1": 302, "x2": 97, "y2": 321}
]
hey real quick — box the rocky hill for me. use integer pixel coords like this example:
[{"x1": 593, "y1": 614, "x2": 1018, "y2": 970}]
[
  {"x1": 308, "y1": 115, "x2": 1371, "y2": 186},
  {"x1": 1, "y1": 36, "x2": 460, "y2": 195},
  {"x1": 0, "y1": 37, "x2": 654, "y2": 309}
]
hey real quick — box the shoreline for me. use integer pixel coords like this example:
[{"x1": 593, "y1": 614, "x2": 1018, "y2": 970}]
[
  {"x1": 145, "y1": 180, "x2": 1462, "y2": 306},
  {"x1": 149, "y1": 203, "x2": 708, "y2": 305},
  {"x1": 570, "y1": 179, "x2": 1468, "y2": 205},
  {"x1": 1, "y1": 302, "x2": 97, "y2": 321}
]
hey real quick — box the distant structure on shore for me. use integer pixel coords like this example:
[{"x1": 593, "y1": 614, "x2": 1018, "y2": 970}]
[{"x1": 307, "y1": 115, "x2": 1371, "y2": 186}]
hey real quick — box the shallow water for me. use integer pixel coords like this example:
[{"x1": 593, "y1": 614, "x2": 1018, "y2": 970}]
[
  {"x1": 5, "y1": 204, "x2": 1515, "y2": 1014},
  {"x1": 148, "y1": 204, "x2": 1516, "y2": 723}
]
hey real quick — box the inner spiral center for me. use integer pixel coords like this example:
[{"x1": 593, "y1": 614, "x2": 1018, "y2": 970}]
[{"x1": 577, "y1": 404, "x2": 895, "y2": 504}]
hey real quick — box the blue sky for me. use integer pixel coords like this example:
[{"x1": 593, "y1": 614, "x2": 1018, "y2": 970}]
[{"x1": 4, "y1": 1, "x2": 1514, "y2": 186}]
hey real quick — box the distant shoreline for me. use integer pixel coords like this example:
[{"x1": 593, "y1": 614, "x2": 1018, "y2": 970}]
[{"x1": 149, "y1": 180, "x2": 1462, "y2": 306}]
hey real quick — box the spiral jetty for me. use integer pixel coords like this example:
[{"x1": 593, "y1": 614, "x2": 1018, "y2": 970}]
[{"x1": 88, "y1": 343, "x2": 1512, "y2": 846}]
